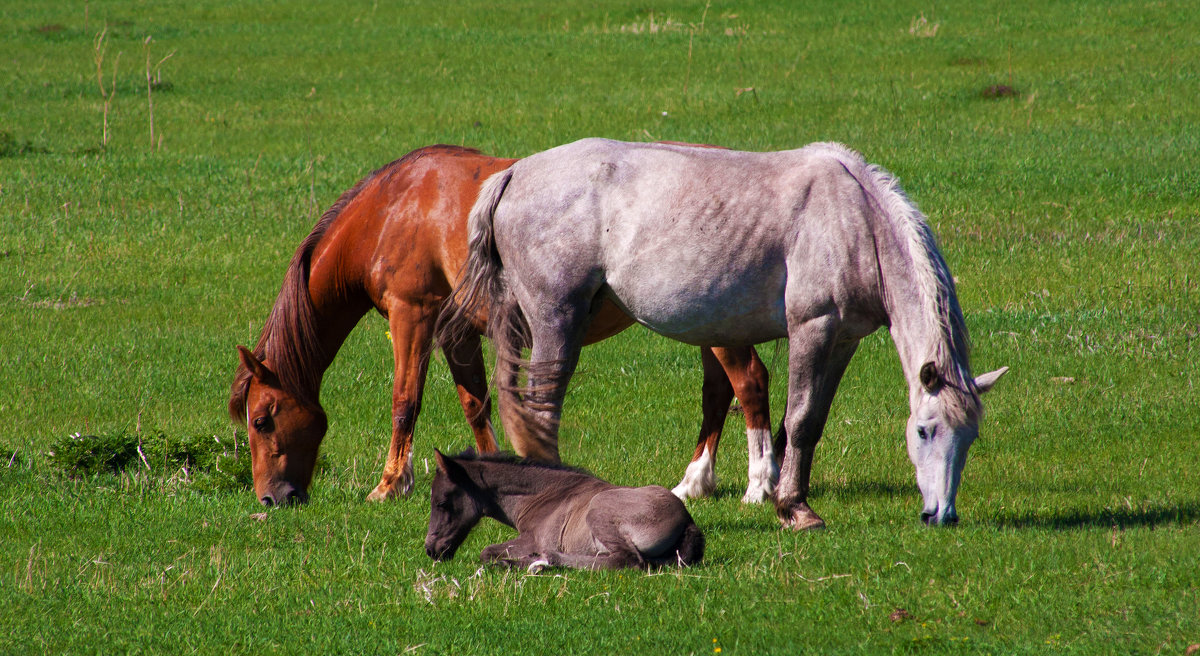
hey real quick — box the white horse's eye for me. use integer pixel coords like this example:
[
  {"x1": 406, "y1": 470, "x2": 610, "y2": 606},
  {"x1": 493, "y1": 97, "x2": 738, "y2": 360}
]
[{"x1": 917, "y1": 425, "x2": 932, "y2": 441}]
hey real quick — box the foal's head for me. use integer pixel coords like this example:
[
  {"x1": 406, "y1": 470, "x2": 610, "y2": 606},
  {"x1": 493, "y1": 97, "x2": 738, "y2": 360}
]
[
  {"x1": 425, "y1": 450, "x2": 487, "y2": 561},
  {"x1": 907, "y1": 361, "x2": 1008, "y2": 526},
  {"x1": 232, "y1": 346, "x2": 327, "y2": 507}
]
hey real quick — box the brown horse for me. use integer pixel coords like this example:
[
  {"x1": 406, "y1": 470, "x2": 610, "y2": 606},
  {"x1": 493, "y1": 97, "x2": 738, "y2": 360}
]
[{"x1": 229, "y1": 145, "x2": 775, "y2": 507}]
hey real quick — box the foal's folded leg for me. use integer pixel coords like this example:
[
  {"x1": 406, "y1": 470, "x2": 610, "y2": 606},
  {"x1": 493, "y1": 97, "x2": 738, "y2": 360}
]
[
  {"x1": 541, "y1": 549, "x2": 646, "y2": 570},
  {"x1": 480, "y1": 536, "x2": 541, "y2": 567}
]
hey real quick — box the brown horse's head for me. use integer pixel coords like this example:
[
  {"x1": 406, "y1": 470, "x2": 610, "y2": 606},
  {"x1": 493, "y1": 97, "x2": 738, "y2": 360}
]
[{"x1": 232, "y1": 346, "x2": 327, "y2": 506}]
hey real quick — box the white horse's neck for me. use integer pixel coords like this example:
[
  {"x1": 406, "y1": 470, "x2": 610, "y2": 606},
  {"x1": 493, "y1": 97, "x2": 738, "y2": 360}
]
[{"x1": 863, "y1": 166, "x2": 973, "y2": 409}]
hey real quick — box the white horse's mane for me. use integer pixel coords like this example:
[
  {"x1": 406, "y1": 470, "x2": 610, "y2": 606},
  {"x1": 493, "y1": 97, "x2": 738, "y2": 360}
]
[{"x1": 807, "y1": 142, "x2": 980, "y2": 420}]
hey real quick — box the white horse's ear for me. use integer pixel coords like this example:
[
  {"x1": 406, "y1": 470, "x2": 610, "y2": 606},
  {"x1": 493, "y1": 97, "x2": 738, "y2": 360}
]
[
  {"x1": 919, "y1": 362, "x2": 940, "y2": 392},
  {"x1": 974, "y1": 366, "x2": 1009, "y2": 394}
]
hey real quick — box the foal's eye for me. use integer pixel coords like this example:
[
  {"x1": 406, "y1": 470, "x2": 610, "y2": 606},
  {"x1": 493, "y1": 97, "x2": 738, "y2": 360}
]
[{"x1": 252, "y1": 416, "x2": 273, "y2": 433}]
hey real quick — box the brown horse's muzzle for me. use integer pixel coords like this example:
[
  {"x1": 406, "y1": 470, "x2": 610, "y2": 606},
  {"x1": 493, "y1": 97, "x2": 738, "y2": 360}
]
[{"x1": 259, "y1": 481, "x2": 309, "y2": 507}]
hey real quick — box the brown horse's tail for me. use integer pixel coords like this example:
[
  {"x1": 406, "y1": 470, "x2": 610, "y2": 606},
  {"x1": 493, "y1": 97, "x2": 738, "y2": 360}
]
[{"x1": 673, "y1": 521, "x2": 706, "y2": 567}]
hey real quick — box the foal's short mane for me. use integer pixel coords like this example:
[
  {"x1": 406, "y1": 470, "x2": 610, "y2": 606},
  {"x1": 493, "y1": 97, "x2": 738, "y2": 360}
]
[
  {"x1": 228, "y1": 145, "x2": 484, "y2": 423},
  {"x1": 809, "y1": 143, "x2": 980, "y2": 421},
  {"x1": 449, "y1": 449, "x2": 596, "y2": 477}
]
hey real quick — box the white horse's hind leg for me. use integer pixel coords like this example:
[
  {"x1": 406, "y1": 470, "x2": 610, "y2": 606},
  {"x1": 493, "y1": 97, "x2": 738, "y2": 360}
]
[
  {"x1": 672, "y1": 446, "x2": 716, "y2": 499},
  {"x1": 741, "y1": 427, "x2": 779, "y2": 503}
]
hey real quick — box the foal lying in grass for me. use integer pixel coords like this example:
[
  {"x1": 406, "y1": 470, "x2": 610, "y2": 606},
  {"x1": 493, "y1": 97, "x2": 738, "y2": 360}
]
[{"x1": 424, "y1": 450, "x2": 704, "y2": 570}]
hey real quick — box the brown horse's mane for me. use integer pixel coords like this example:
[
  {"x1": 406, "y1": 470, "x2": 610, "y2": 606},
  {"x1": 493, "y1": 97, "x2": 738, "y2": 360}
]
[{"x1": 228, "y1": 145, "x2": 484, "y2": 423}]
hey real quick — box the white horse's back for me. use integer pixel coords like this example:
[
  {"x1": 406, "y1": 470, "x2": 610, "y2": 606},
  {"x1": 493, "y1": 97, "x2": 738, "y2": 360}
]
[{"x1": 493, "y1": 139, "x2": 879, "y2": 345}]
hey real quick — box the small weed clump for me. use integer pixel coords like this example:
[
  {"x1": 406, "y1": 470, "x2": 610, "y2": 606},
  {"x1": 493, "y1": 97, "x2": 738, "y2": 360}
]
[{"x1": 47, "y1": 431, "x2": 252, "y2": 491}]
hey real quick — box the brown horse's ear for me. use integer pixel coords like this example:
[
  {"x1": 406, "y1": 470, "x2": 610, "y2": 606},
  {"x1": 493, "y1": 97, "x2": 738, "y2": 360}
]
[
  {"x1": 237, "y1": 345, "x2": 271, "y2": 383},
  {"x1": 919, "y1": 362, "x2": 941, "y2": 392}
]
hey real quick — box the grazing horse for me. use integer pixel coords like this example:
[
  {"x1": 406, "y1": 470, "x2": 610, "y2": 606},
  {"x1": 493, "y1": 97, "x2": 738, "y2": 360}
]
[
  {"x1": 425, "y1": 449, "x2": 704, "y2": 570},
  {"x1": 447, "y1": 138, "x2": 1008, "y2": 529},
  {"x1": 228, "y1": 145, "x2": 777, "y2": 507}
]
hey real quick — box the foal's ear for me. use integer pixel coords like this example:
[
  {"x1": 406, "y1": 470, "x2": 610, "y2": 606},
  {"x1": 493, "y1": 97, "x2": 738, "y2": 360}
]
[
  {"x1": 433, "y1": 449, "x2": 470, "y2": 484},
  {"x1": 919, "y1": 362, "x2": 941, "y2": 392},
  {"x1": 237, "y1": 345, "x2": 273, "y2": 383},
  {"x1": 974, "y1": 366, "x2": 1009, "y2": 394}
]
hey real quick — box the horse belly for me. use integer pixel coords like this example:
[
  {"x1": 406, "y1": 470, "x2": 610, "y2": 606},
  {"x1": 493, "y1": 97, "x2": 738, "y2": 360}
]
[{"x1": 605, "y1": 263, "x2": 788, "y2": 346}]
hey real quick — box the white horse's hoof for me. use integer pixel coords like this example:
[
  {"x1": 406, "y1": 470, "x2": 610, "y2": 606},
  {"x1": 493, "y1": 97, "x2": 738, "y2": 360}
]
[{"x1": 527, "y1": 558, "x2": 550, "y2": 574}]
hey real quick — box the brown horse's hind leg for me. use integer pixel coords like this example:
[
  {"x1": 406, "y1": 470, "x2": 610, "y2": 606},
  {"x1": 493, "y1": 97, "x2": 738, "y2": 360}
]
[
  {"x1": 673, "y1": 347, "x2": 776, "y2": 503},
  {"x1": 672, "y1": 347, "x2": 734, "y2": 499},
  {"x1": 443, "y1": 331, "x2": 498, "y2": 454},
  {"x1": 713, "y1": 346, "x2": 777, "y2": 504},
  {"x1": 368, "y1": 306, "x2": 435, "y2": 502}
]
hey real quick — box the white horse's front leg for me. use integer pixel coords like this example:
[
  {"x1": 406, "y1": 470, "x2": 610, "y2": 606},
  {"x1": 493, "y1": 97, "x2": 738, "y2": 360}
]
[{"x1": 742, "y1": 427, "x2": 780, "y2": 503}]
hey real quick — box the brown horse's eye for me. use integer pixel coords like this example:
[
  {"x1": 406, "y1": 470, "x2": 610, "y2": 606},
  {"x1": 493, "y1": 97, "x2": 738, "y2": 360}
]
[{"x1": 252, "y1": 416, "x2": 273, "y2": 433}]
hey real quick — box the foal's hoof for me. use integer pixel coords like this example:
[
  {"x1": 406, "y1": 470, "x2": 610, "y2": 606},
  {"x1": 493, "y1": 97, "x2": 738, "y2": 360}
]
[
  {"x1": 526, "y1": 558, "x2": 550, "y2": 574},
  {"x1": 779, "y1": 503, "x2": 826, "y2": 531}
]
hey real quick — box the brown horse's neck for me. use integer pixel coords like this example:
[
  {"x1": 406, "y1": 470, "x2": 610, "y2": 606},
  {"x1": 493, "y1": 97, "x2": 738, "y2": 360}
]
[
  {"x1": 303, "y1": 235, "x2": 374, "y2": 381},
  {"x1": 248, "y1": 193, "x2": 375, "y2": 410}
]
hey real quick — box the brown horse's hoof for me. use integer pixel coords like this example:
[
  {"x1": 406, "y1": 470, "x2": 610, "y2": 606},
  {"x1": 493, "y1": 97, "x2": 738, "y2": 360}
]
[
  {"x1": 779, "y1": 503, "x2": 826, "y2": 531},
  {"x1": 366, "y1": 485, "x2": 397, "y2": 502},
  {"x1": 366, "y1": 465, "x2": 415, "y2": 502}
]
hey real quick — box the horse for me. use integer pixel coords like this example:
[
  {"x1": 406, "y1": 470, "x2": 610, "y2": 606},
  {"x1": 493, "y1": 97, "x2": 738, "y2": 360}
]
[
  {"x1": 446, "y1": 138, "x2": 1008, "y2": 529},
  {"x1": 424, "y1": 449, "x2": 704, "y2": 570},
  {"x1": 228, "y1": 144, "x2": 779, "y2": 507}
]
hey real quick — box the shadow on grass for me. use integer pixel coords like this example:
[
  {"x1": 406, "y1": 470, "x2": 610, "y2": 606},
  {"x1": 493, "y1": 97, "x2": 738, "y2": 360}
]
[{"x1": 989, "y1": 502, "x2": 1200, "y2": 530}]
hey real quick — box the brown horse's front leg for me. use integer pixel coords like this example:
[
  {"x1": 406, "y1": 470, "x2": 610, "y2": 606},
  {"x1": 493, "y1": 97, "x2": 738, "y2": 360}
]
[
  {"x1": 674, "y1": 346, "x2": 776, "y2": 503},
  {"x1": 443, "y1": 331, "x2": 498, "y2": 454},
  {"x1": 367, "y1": 305, "x2": 435, "y2": 502},
  {"x1": 539, "y1": 550, "x2": 646, "y2": 571}
]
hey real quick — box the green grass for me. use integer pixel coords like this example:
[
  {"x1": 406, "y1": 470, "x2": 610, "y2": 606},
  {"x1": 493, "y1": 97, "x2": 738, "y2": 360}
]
[{"x1": 2, "y1": 0, "x2": 1198, "y2": 653}]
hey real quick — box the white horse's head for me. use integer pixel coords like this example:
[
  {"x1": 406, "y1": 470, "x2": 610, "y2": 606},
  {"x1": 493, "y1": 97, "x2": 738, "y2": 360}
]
[{"x1": 906, "y1": 362, "x2": 1008, "y2": 526}]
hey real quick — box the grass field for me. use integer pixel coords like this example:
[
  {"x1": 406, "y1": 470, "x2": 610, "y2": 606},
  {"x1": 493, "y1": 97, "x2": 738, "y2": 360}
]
[{"x1": 2, "y1": 0, "x2": 1198, "y2": 653}]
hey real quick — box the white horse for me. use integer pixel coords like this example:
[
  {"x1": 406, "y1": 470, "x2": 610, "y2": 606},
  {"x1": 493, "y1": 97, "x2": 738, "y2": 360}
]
[{"x1": 448, "y1": 139, "x2": 1006, "y2": 528}]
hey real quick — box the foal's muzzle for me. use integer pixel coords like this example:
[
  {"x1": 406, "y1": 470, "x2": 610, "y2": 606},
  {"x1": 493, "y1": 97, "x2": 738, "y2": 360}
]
[{"x1": 424, "y1": 541, "x2": 456, "y2": 561}]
